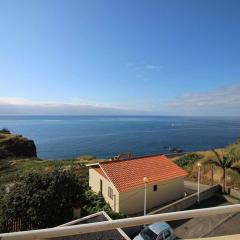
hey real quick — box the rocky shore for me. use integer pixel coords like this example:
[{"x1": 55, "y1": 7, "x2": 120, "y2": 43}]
[{"x1": 0, "y1": 129, "x2": 37, "y2": 160}]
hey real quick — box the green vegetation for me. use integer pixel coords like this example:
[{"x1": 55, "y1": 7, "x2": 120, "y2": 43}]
[
  {"x1": 0, "y1": 168, "x2": 124, "y2": 232},
  {"x1": 0, "y1": 130, "x2": 239, "y2": 233},
  {"x1": 174, "y1": 140, "x2": 240, "y2": 188},
  {"x1": 0, "y1": 130, "x2": 36, "y2": 159},
  {"x1": 0, "y1": 145, "x2": 124, "y2": 233},
  {"x1": 0, "y1": 155, "x2": 102, "y2": 189},
  {"x1": 82, "y1": 190, "x2": 125, "y2": 219},
  {"x1": 203, "y1": 149, "x2": 240, "y2": 192},
  {"x1": 0, "y1": 170, "x2": 86, "y2": 232},
  {"x1": 175, "y1": 153, "x2": 202, "y2": 170}
]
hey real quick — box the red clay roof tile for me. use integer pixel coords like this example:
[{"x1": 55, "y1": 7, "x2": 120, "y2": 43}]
[
  {"x1": 94, "y1": 155, "x2": 187, "y2": 192},
  {"x1": 94, "y1": 167, "x2": 108, "y2": 180}
]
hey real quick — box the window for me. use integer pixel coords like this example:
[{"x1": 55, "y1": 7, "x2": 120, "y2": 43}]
[
  {"x1": 157, "y1": 233, "x2": 164, "y2": 240},
  {"x1": 140, "y1": 227, "x2": 157, "y2": 240},
  {"x1": 163, "y1": 230, "x2": 171, "y2": 239},
  {"x1": 108, "y1": 186, "x2": 113, "y2": 199},
  {"x1": 153, "y1": 185, "x2": 158, "y2": 191}
]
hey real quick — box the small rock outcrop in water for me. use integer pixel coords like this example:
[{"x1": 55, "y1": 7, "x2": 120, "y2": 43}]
[{"x1": 0, "y1": 129, "x2": 37, "y2": 159}]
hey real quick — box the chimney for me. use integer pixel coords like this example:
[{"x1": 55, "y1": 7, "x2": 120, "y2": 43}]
[{"x1": 112, "y1": 152, "x2": 133, "y2": 161}]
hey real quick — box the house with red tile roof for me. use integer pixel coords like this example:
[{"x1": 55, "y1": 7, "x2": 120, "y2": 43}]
[{"x1": 88, "y1": 154, "x2": 187, "y2": 215}]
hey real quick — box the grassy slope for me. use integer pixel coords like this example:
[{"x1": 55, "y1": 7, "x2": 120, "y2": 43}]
[
  {"x1": 1, "y1": 140, "x2": 240, "y2": 190},
  {"x1": 173, "y1": 142, "x2": 240, "y2": 188},
  {"x1": 0, "y1": 132, "x2": 30, "y2": 143},
  {"x1": 0, "y1": 156, "x2": 102, "y2": 190}
]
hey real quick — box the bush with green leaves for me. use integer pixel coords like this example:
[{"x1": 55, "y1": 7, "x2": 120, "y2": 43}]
[
  {"x1": 82, "y1": 190, "x2": 125, "y2": 219},
  {"x1": 0, "y1": 169, "x2": 87, "y2": 232},
  {"x1": 175, "y1": 153, "x2": 202, "y2": 170},
  {"x1": 0, "y1": 169, "x2": 125, "y2": 233}
]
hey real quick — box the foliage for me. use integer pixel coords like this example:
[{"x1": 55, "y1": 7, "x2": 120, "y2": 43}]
[
  {"x1": 0, "y1": 169, "x2": 87, "y2": 232},
  {"x1": 0, "y1": 158, "x2": 93, "y2": 189},
  {"x1": 204, "y1": 149, "x2": 240, "y2": 192},
  {"x1": 77, "y1": 155, "x2": 96, "y2": 161},
  {"x1": 82, "y1": 190, "x2": 125, "y2": 219},
  {"x1": 175, "y1": 153, "x2": 202, "y2": 170},
  {"x1": 0, "y1": 167, "x2": 125, "y2": 233}
]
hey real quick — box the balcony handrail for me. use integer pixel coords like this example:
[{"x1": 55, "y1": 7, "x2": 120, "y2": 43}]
[{"x1": 0, "y1": 204, "x2": 240, "y2": 240}]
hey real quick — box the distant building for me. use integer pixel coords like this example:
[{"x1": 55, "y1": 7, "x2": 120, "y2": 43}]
[{"x1": 89, "y1": 155, "x2": 187, "y2": 215}]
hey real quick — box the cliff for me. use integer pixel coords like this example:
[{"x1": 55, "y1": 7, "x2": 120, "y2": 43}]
[{"x1": 0, "y1": 129, "x2": 37, "y2": 159}]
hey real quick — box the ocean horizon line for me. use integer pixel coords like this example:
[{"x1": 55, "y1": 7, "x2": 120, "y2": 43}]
[{"x1": 0, "y1": 114, "x2": 240, "y2": 118}]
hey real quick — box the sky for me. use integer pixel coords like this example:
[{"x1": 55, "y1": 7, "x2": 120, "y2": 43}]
[{"x1": 0, "y1": 0, "x2": 240, "y2": 116}]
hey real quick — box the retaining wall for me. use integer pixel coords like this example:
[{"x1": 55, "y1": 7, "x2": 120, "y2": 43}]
[{"x1": 149, "y1": 184, "x2": 220, "y2": 214}]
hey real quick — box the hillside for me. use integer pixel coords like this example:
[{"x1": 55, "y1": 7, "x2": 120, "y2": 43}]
[
  {"x1": 0, "y1": 156, "x2": 102, "y2": 189},
  {"x1": 1, "y1": 130, "x2": 240, "y2": 191},
  {"x1": 0, "y1": 129, "x2": 37, "y2": 159},
  {"x1": 174, "y1": 139, "x2": 240, "y2": 188}
]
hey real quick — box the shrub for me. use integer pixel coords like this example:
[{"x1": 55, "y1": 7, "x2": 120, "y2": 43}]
[
  {"x1": 0, "y1": 169, "x2": 87, "y2": 232},
  {"x1": 175, "y1": 153, "x2": 202, "y2": 170},
  {"x1": 82, "y1": 190, "x2": 125, "y2": 219},
  {"x1": 0, "y1": 169, "x2": 125, "y2": 232}
]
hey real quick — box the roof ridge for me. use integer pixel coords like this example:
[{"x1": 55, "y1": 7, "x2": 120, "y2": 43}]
[
  {"x1": 96, "y1": 155, "x2": 187, "y2": 192},
  {"x1": 99, "y1": 164, "x2": 120, "y2": 192},
  {"x1": 100, "y1": 153, "x2": 165, "y2": 164}
]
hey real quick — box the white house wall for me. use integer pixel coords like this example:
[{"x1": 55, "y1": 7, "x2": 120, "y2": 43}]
[
  {"x1": 89, "y1": 168, "x2": 120, "y2": 212},
  {"x1": 119, "y1": 177, "x2": 185, "y2": 215}
]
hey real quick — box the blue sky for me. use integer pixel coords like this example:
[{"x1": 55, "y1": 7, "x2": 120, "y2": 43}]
[{"x1": 0, "y1": 0, "x2": 240, "y2": 115}]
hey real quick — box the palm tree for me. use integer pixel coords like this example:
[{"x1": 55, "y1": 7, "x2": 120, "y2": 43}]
[{"x1": 206, "y1": 149, "x2": 240, "y2": 192}]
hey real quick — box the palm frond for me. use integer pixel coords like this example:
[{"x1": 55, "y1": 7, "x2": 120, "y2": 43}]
[
  {"x1": 211, "y1": 149, "x2": 222, "y2": 163},
  {"x1": 206, "y1": 158, "x2": 222, "y2": 168}
]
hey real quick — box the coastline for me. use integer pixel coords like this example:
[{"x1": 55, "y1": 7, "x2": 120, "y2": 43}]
[{"x1": 1, "y1": 115, "x2": 240, "y2": 159}]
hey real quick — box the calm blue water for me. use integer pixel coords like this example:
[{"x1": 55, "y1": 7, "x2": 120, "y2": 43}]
[{"x1": 0, "y1": 115, "x2": 240, "y2": 160}]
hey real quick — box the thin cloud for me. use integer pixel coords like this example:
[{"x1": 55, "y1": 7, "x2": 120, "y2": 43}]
[
  {"x1": 127, "y1": 63, "x2": 163, "y2": 72},
  {"x1": 2, "y1": 83, "x2": 240, "y2": 116},
  {"x1": 162, "y1": 83, "x2": 240, "y2": 116},
  {"x1": 126, "y1": 62, "x2": 163, "y2": 81},
  {"x1": 0, "y1": 98, "x2": 145, "y2": 115},
  {"x1": 145, "y1": 64, "x2": 163, "y2": 70},
  {"x1": 166, "y1": 84, "x2": 240, "y2": 107}
]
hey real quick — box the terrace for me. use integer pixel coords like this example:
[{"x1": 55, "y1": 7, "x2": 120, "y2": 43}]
[{"x1": 0, "y1": 204, "x2": 240, "y2": 240}]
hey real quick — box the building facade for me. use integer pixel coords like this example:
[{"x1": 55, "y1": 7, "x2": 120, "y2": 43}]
[{"x1": 89, "y1": 155, "x2": 187, "y2": 215}]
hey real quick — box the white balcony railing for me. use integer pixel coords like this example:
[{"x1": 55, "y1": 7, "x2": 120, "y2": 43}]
[{"x1": 0, "y1": 204, "x2": 240, "y2": 240}]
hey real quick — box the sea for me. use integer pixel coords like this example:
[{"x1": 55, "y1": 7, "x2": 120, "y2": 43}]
[{"x1": 0, "y1": 115, "x2": 240, "y2": 160}]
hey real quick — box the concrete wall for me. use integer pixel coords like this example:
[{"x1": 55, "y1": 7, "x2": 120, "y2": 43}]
[
  {"x1": 119, "y1": 177, "x2": 185, "y2": 215},
  {"x1": 149, "y1": 184, "x2": 220, "y2": 214},
  {"x1": 89, "y1": 168, "x2": 119, "y2": 212}
]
